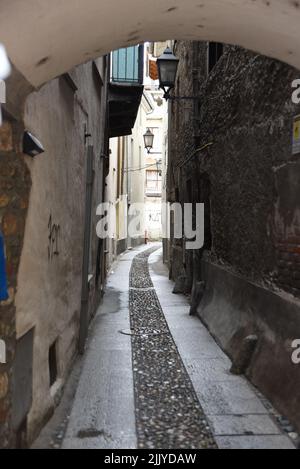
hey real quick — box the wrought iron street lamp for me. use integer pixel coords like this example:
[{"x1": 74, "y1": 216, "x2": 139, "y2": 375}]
[
  {"x1": 143, "y1": 128, "x2": 155, "y2": 154},
  {"x1": 157, "y1": 47, "x2": 179, "y2": 100},
  {"x1": 157, "y1": 47, "x2": 199, "y2": 103}
]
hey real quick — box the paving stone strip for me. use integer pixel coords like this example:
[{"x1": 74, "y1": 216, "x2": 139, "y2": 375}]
[{"x1": 129, "y1": 247, "x2": 217, "y2": 449}]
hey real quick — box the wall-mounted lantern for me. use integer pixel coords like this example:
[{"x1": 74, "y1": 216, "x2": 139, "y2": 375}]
[
  {"x1": 157, "y1": 47, "x2": 199, "y2": 103},
  {"x1": 143, "y1": 128, "x2": 155, "y2": 154},
  {"x1": 157, "y1": 47, "x2": 179, "y2": 100},
  {"x1": 23, "y1": 131, "x2": 45, "y2": 157}
]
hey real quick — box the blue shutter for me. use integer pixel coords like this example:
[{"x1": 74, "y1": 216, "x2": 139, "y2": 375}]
[
  {"x1": 0, "y1": 231, "x2": 8, "y2": 301},
  {"x1": 111, "y1": 45, "x2": 144, "y2": 84}
]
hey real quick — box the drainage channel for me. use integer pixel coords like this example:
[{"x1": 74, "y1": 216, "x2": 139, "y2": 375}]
[{"x1": 129, "y1": 247, "x2": 217, "y2": 449}]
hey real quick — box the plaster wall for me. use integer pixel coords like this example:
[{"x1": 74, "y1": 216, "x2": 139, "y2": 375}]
[
  {"x1": 1, "y1": 1, "x2": 300, "y2": 88},
  {"x1": 14, "y1": 59, "x2": 107, "y2": 442}
]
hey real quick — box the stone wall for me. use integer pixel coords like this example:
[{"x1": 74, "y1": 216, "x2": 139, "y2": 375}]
[
  {"x1": 167, "y1": 41, "x2": 300, "y2": 430},
  {"x1": 168, "y1": 41, "x2": 300, "y2": 298}
]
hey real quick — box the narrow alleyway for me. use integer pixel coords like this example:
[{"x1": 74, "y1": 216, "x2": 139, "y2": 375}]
[
  {"x1": 47, "y1": 244, "x2": 295, "y2": 450},
  {"x1": 2, "y1": 0, "x2": 300, "y2": 450}
]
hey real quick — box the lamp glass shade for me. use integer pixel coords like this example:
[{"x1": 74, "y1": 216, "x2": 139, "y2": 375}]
[
  {"x1": 157, "y1": 47, "x2": 179, "y2": 89},
  {"x1": 143, "y1": 128, "x2": 154, "y2": 153}
]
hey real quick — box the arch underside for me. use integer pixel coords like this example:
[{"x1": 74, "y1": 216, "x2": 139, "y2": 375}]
[{"x1": 0, "y1": 0, "x2": 300, "y2": 87}]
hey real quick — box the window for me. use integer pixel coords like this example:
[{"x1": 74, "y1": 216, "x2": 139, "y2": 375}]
[
  {"x1": 146, "y1": 170, "x2": 162, "y2": 196},
  {"x1": 208, "y1": 42, "x2": 223, "y2": 74}
]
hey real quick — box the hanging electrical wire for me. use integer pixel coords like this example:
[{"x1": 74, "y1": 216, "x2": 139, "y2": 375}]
[
  {"x1": 123, "y1": 162, "x2": 162, "y2": 173},
  {"x1": 176, "y1": 142, "x2": 214, "y2": 168}
]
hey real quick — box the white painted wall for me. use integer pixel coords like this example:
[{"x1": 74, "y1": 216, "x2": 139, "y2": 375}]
[{"x1": 144, "y1": 85, "x2": 168, "y2": 241}]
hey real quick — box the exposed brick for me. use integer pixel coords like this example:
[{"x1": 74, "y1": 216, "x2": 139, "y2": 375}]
[
  {"x1": 0, "y1": 399, "x2": 9, "y2": 423},
  {"x1": 0, "y1": 373, "x2": 9, "y2": 400},
  {"x1": 19, "y1": 197, "x2": 29, "y2": 210},
  {"x1": 0, "y1": 194, "x2": 10, "y2": 208},
  {"x1": 0, "y1": 164, "x2": 16, "y2": 179},
  {"x1": 0, "y1": 288, "x2": 15, "y2": 307},
  {"x1": 0, "y1": 121, "x2": 13, "y2": 152},
  {"x1": 2, "y1": 213, "x2": 18, "y2": 236},
  {"x1": 0, "y1": 323, "x2": 14, "y2": 338}
]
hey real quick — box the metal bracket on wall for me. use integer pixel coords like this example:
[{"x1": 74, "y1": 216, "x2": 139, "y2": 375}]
[{"x1": 84, "y1": 123, "x2": 92, "y2": 145}]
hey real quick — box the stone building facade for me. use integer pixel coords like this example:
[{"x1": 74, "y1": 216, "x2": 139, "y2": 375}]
[
  {"x1": 166, "y1": 41, "x2": 300, "y2": 431},
  {"x1": 0, "y1": 58, "x2": 110, "y2": 447},
  {"x1": 0, "y1": 42, "x2": 146, "y2": 446}
]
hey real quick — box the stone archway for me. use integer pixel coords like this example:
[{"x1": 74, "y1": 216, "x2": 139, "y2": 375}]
[
  {"x1": 1, "y1": 0, "x2": 300, "y2": 449},
  {"x1": 0, "y1": 0, "x2": 300, "y2": 88}
]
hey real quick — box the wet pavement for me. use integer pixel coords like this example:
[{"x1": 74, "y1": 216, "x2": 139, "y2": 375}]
[{"x1": 39, "y1": 243, "x2": 295, "y2": 450}]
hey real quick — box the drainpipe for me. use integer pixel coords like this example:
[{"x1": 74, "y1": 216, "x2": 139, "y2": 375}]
[{"x1": 79, "y1": 146, "x2": 94, "y2": 354}]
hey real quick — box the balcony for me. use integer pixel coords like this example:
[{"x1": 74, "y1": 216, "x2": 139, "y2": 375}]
[
  {"x1": 108, "y1": 45, "x2": 144, "y2": 138},
  {"x1": 111, "y1": 45, "x2": 144, "y2": 84}
]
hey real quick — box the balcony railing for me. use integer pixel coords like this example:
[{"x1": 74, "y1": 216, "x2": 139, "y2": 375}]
[{"x1": 111, "y1": 45, "x2": 144, "y2": 85}]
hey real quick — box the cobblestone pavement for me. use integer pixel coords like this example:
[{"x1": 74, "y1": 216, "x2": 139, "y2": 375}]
[
  {"x1": 129, "y1": 248, "x2": 217, "y2": 449},
  {"x1": 36, "y1": 244, "x2": 296, "y2": 450}
]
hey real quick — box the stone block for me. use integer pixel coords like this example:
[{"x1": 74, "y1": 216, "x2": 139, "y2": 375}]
[
  {"x1": 0, "y1": 373, "x2": 9, "y2": 399},
  {"x1": 0, "y1": 399, "x2": 9, "y2": 424},
  {"x1": 0, "y1": 288, "x2": 15, "y2": 306},
  {"x1": 208, "y1": 414, "x2": 280, "y2": 436},
  {"x1": 0, "y1": 195, "x2": 10, "y2": 208},
  {"x1": 216, "y1": 435, "x2": 295, "y2": 450},
  {"x1": 0, "y1": 121, "x2": 13, "y2": 152},
  {"x1": 2, "y1": 213, "x2": 18, "y2": 236}
]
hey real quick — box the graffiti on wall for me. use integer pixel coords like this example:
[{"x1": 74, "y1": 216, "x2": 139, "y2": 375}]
[{"x1": 48, "y1": 215, "x2": 60, "y2": 261}]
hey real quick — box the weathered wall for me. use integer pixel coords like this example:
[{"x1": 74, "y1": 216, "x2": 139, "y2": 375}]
[
  {"x1": 200, "y1": 260, "x2": 300, "y2": 433},
  {"x1": 0, "y1": 68, "x2": 33, "y2": 448},
  {"x1": 13, "y1": 59, "x2": 108, "y2": 444},
  {"x1": 2, "y1": 0, "x2": 300, "y2": 88},
  {"x1": 196, "y1": 47, "x2": 300, "y2": 290},
  {"x1": 169, "y1": 41, "x2": 300, "y2": 297},
  {"x1": 106, "y1": 96, "x2": 151, "y2": 268},
  {"x1": 0, "y1": 118, "x2": 31, "y2": 447},
  {"x1": 167, "y1": 41, "x2": 204, "y2": 291},
  {"x1": 168, "y1": 41, "x2": 300, "y2": 429}
]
